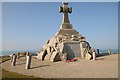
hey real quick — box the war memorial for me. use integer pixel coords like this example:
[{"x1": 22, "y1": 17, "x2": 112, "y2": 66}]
[
  {"x1": 37, "y1": 2, "x2": 95, "y2": 62},
  {"x1": 1, "y1": 2, "x2": 118, "y2": 79}
]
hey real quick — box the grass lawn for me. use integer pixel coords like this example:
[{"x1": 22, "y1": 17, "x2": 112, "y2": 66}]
[
  {"x1": 0, "y1": 56, "x2": 11, "y2": 63},
  {"x1": 2, "y1": 68, "x2": 35, "y2": 78}
]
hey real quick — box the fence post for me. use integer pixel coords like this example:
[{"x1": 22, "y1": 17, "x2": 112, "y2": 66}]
[
  {"x1": 92, "y1": 50, "x2": 96, "y2": 60},
  {"x1": 26, "y1": 54, "x2": 32, "y2": 69},
  {"x1": 11, "y1": 54, "x2": 17, "y2": 66}
]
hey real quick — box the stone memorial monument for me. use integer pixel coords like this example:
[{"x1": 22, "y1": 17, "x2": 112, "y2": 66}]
[{"x1": 37, "y1": 2, "x2": 94, "y2": 62}]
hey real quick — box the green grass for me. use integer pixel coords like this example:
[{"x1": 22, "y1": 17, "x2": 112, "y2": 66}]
[
  {"x1": 0, "y1": 56, "x2": 11, "y2": 63},
  {"x1": 0, "y1": 56, "x2": 35, "y2": 79},
  {"x1": 2, "y1": 68, "x2": 54, "y2": 80},
  {"x1": 2, "y1": 69, "x2": 35, "y2": 78}
]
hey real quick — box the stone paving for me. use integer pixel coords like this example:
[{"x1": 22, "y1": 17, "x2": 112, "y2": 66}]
[{"x1": 1, "y1": 54, "x2": 118, "y2": 78}]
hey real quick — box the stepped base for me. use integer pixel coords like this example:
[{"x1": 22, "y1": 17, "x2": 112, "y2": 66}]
[
  {"x1": 57, "y1": 29, "x2": 79, "y2": 35},
  {"x1": 60, "y1": 23, "x2": 73, "y2": 29}
]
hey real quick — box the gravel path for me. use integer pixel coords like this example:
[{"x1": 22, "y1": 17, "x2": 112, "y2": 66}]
[{"x1": 1, "y1": 54, "x2": 118, "y2": 78}]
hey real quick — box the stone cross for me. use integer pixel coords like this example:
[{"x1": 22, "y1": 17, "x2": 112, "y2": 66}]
[
  {"x1": 59, "y1": 2, "x2": 72, "y2": 29},
  {"x1": 11, "y1": 54, "x2": 17, "y2": 66}
]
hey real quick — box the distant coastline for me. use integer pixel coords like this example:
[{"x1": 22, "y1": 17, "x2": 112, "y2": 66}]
[
  {"x1": 0, "y1": 49, "x2": 118, "y2": 56},
  {"x1": 0, "y1": 50, "x2": 38, "y2": 56},
  {"x1": 98, "y1": 49, "x2": 118, "y2": 53}
]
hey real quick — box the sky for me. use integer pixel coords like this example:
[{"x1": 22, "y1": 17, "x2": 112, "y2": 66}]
[
  {"x1": 1, "y1": 2, "x2": 118, "y2": 50},
  {"x1": 1, "y1": 0, "x2": 120, "y2": 2},
  {"x1": 0, "y1": 2, "x2": 2, "y2": 51}
]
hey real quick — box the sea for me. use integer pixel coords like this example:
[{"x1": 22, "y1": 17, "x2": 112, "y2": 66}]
[
  {"x1": 0, "y1": 50, "x2": 38, "y2": 56},
  {"x1": 0, "y1": 49, "x2": 118, "y2": 56}
]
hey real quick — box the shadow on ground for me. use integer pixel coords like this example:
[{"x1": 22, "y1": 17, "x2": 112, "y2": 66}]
[{"x1": 30, "y1": 65, "x2": 50, "y2": 69}]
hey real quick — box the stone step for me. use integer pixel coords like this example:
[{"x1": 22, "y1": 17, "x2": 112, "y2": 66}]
[{"x1": 58, "y1": 29, "x2": 79, "y2": 35}]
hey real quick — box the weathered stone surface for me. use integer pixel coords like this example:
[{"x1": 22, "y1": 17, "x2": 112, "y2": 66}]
[
  {"x1": 57, "y1": 29, "x2": 79, "y2": 35},
  {"x1": 85, "y1": 52, "x2": 92, "y2": 60},
  {"x1": 61, "y1": 53, "x2": 67, "y2": 61},
  {"x1": 44, "y1": 46, "x2": 52, "y2": 60},
  {"x1": 10, "y1": 54, "x2": 14, "y2": 62},
  {"x1": 92, "y1": 51, "x2": 96, "y2": 60},
  {"x1": 50, "y1": 52, "x2": 61, "y2": 62},
  {"x1": 26, "y1": 55, "x2": 32, "y2": 69},
  {"x1": 36, "y1": 2, "x2": 93, "y2": 62},
  {"x1": 59, "y1": 2, "x2": 72, "y2": 29},
  {"x1": 37, "y1": 50, "x2": 47, "y2": 61},
  {"x1": 80, "y1": 42, "x2": 84, "y2": 58},
  {"x1": 37, "y1": 51, "x2": 44, "y2": 61},
  {"x1": 62, "y1": 41, "x2": 81, "y2": 60},
  {"x1": 11, "y1": 54, "x2": 17, "y2": 66}
]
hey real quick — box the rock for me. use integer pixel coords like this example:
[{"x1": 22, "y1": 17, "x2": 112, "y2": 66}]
[
  {"x1": 50, "y1": 52, "x2": 61, "y2": 62},
  {"x1": 85, "y1": 52, "x2": 91, "y2": 60},
  {"x1": 37, "y1": 50, "x2": 47, "y2": 61}
]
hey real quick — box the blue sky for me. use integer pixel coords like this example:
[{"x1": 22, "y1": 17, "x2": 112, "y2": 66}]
[
  {"x1": 0, "y1": 2, "x2": 1, "y2": 51},
  {"x1": 1, "y1": 2, "x2": 118, "y2": 50},
  {"x1": 1, "y1": 0, "x2": 120, "y2": 2}
]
